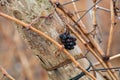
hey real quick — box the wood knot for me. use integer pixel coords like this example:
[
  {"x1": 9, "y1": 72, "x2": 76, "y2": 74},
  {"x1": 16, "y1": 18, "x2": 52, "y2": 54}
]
[
  {"x1": 13, "y1": 10, "x2": 22, "y2": 20},
  {"x1": 102, "y1": 55, "x2": 110, "y2": 62}
]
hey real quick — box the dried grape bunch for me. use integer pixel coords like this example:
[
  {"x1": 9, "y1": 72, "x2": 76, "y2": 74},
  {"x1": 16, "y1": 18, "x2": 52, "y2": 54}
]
[{"x1": 59, "y1": 32, "x2": 76, "y2": 50}]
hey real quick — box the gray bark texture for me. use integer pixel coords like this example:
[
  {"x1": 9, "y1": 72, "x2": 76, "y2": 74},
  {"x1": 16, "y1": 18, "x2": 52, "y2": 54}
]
[{"x1": 0, "y1": 0, "x2": 104, "y2": 80}]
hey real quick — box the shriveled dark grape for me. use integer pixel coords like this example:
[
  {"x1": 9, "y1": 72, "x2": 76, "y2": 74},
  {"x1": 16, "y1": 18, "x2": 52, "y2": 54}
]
[
  {"x1": 59, "y1": 32, "x2": 76, "y2": 50},
  {"x1": 69, "y1": 42, "x2": 75, "y2": 46},
  {"x1": 59, "y1": 34, "x2": 67, "y2": 40},
  {"x1": 61, "y1": 39, "x2": 66, "y2": 43}
]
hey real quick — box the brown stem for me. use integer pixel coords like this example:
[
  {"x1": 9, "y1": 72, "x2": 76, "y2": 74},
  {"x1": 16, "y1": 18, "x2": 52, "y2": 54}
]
[
  {"x1": 87, "y1": 45, "x2": 116, "y2": 80},
  {"x1": 0, "y1": 65, "x2": 15, "y2": 80},
  {"x1": 92, "y1": 0, "x2": 97, "y2": 26},
  {"x1": 105, "y1": 1, "x2": 118, "y2": 79},
  {"x1": 106, "y1": 0, "x2": 116, "y2": 57},
  {"x1": 105, "y1": 62, "x2": 118, "y2": 80},
  {"x1": 71, "y1": 0, "x2": 80, "y2": 19}
]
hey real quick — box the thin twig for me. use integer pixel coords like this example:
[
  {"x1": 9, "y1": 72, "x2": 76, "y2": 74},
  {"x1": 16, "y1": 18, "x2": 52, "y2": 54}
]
[
  {"x1": 110, "y1": 54, "x2": 120, "y2": 60},
  {"x1": 74, "y1": 0, "x2": 102, "y2": 26},
  {"x1": 62, "y1": 0, "x2": 79, "y2": 6},
  {"x1": 94, "y1": 54, "x2": 120, "y2": 66},
  {"x1": 75, "y1": 6, "x2": 110, "y2": 15},
  {"x1": 90, "y1": 67, "x2": 120, "y2": 72},
  {"x1": 71, "y1": 0, "x2": 80, "y2": 19},
  {"x1": 96, "y1": 5, "x2": 110, "y2": 12},
  {"x1": 106, "y1": 62, "x2": 118, "y2": 79},
  {"x1": 92, "y1": 0, "x2": 97, "y2": 26},
  {"x1": 74, "y1": 10, "x2": 86, "y2": 14},
  {"x1": 0, "y1": 12, "x2": 96, "y2": 80},
  {"x1": 105, "y1": 0, "x2": 118, "y2": 79},
  {"x1": 90, "y1": 0, "x2": 98, "y2": 39},
  {"x1": 87, "y1": 45, "x2": 116, "y2": 80},
  {"x1": 0, "y1": 65, "x2": 15, "y2": 80},
  {"x1": 106, "y1": 0, "x2": 116, "y2": 58}
]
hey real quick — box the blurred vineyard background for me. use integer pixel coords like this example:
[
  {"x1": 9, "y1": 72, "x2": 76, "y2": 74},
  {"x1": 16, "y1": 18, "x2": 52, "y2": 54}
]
[
  {"x1": 0, "y1": 13, "x2": 48, "y2": 80},
  {"x1": 0, "y1": 0, "x2": 120, "y2": 80}
]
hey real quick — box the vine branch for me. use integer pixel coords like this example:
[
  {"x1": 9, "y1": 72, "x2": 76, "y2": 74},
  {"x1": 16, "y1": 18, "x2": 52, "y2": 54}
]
[
  {"x1": 0, "y1": 65, "x2": 15, "y2": 80},
  {"x1": 105, "y1": 0, "x2": 118, "y2": 79}
]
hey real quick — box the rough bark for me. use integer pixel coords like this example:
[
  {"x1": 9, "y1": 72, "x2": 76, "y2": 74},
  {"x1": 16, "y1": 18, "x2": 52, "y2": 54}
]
[{"x1": 0, "y1": 0, "x2": 104, "y2": 80}]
